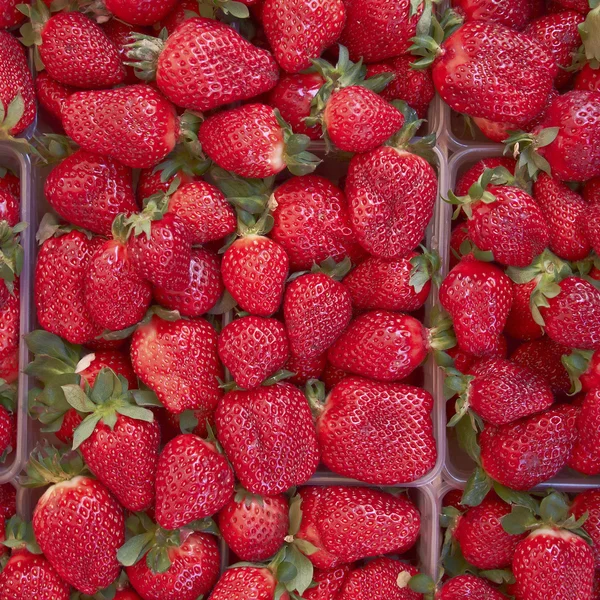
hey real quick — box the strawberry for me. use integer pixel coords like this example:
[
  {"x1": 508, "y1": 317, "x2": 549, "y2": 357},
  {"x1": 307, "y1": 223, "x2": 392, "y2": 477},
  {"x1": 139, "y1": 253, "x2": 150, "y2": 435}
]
[
  {"x1": 293, "y1": 486, "x2": 420, "y2": 568},
  {"x1": 207, "y1": 566, "x2": 290, "y2": 600},
  {"x1": 570, "y1": 490, "x2": 600, "y2": 569},
  {"x1": 103, "y1": 0, "x2": 179, "y2": 26},
  {"x1": 34, "y1": 71, "x2": 74, "y2": 122},
  {"x1": 314, "y1": 376, "x2": 436, "y2": 483},
  {"x1": 268, "y1": 73, "x2": 324, "y2": 140},
  {"x1": 215, "y1": 382, "x2": 319, "y2": 495},
  {"x1": 286, "y1": 352, "x2": 327, "y2": 386},
  {"x1": 218, "y1": 489, "x2": 289, "y2": 561},
  {"x1": 562, "y1": 348, "x2": 600, "y2": 395},
  {"x1": 19, "y1": 6, "x2": 125, "y2": 89},
  {"x1": 449, "y1": 224, "x2": 470, "y2": 269},
  {"x1": 322, "y1": 361, "x2": 348, "y2": 390},
  {"x1": 156, "y1": 0, "x2": 200, "y2": 33},
  {"x1": 0, "y1": 278, "x2": 19, "y2": 383},
  {"x1": 434, "y1": 575, "x2": 506, "y2": 600},
  {"x1": 455, "y1": 158, "x2": 517, "y2": 197},
  {"x1": 343, "y1": 250, "x2": 437, "y2": 312},
  {"x1": 303, "y1": 565, "x2": 351, "y2": 600},
  {"x1": 35, "y1": 230, "x2": 104, "y2": 345},
  {"x1": 218, "y1": 316, "x2": 289, "y2": 390},
  {"x1": 115, "y1": 590, "x2": 143, "y2": 600},
  {"x1": 62, "y1": 85, "x2": 179, "y2": 169},
  {"x1": 440, "y1": 257, "x2": 513, "y2": 357},
  {"x1": 0, "y1": 170, "x2": 19, "y2": 199},
  {"x1": 0, "y1": 383, "x2": 15, "y2": 461},
  {"x1": 582, "y1": 203, "x2": 600, "y2": 255},
  {"x1": 23, "y1": 449, "x2": 125, "y2": 595},
  {"x1": 451, "y1": 0, "x2": 536, "y2": 30},
  {"x1": 44, "y1": 149, "x2": 137, "y2": 236},
  {"x1": 137, "y1": 168, "x2": 196, "y2": 203},
  {"x1": 504, "y1": 280, "x2": 544, "y2": 341},
  {"x1": 575, "y1": 63, "x2": 600, "y2": 92},
  {"x1": 0, "y1": 30, "x2": 36, "y2": 136},
  {"x1": 0, "y1": 483, "x2": 15, "y2": 520},
  {"x1": 154, "y1": 433, "x2": 234, "y2": 529},
  {"x1": 328, "y1": 310, "x2": 453, "y2": 382},
  {"x1": 262, "y1": 0, "x2": 345, "y2": 73},
  {"x1": 0, "y1": 0, "x2": 25, "y2": 28},
  {"x1": 199, "y1": 104, "x2": 320, "y2": 178},
  {"x1": 338, "y1": 0, "x2": 422, "y2": 63},
  {"x1": 126, "y1": 18, "x2": 279, "y2": 111},
  {"x1": 153, "y1": 247, "x2": 223, "y2": 317},
  {"x1": 130, "y1": 315, "x2": 223, "y2": 414},
  {"x1": 270, "y1": 175, "x2": 364, "y2": 271},
  {"x1": 568, "y1": 388, "x2": 600, "y2": 475}
]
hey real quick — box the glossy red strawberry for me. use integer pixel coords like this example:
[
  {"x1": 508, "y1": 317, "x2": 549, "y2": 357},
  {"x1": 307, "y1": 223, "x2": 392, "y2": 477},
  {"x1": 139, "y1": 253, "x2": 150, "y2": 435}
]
[
  {"x1": 0, "y1": 0, "x2": 25, "y2": 28},
  {"x1": 452, "y1": 0, "x2": 536, "y2": 29},
  {"x1": 286, "y1": 352, "x2": 327, "y2": 386},
  {"x1": 34, "y1": 72, "x2": 74, "y2": 122},
  {"x1": 504, "y1": 280, "x2": 544, "y2": 341},
  {"x1": 104, "y1": 0, "x2": 179, "y2": 25},
  {"x1": 435, "y1": 575, "x2": 506, "y2": 600},
  {"x1": 582, "y1": 201, "x2": 600, "y2": 256},
  {"x1": 571, "y1": 490, "x2": 600, "y2": 569},
  {"x1": 101, "y1": 19, "x2": 152, "y2": 84},
  {"x1": 575, "y1": 63, "x2": 600, "y2": 92},
  {"x1": 208, "y1": 567, "x2": 286, "y2": 600},
  {"x1": 568, "y1": 388, "x2": 600, "y2": 475},
  {"x1": 303, "y1": 566, "x2": 352, "y2": 600},
  {"x1": 0, "y1": 280, "x2": 18, "y2": 383}
]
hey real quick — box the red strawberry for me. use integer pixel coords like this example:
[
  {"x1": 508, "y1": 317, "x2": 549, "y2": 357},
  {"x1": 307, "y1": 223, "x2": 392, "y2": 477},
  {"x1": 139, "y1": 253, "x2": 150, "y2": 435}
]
[
  {"x1": 207, "y1": 567, "x2": 289, "y2": 600},
  {"x1": 286, "y1": 352, "x2": 327, "y2": 386},
  {"x1": 449, "y1": 224, "x2": 470, "y2": 268},
  {"x1": 0, "y1": 31, "x2": 36, "y2": 136},
  {"x1": 0, "y1": 171, "x2": 19, "y2": 199},
  {"x1": 322, "y1": 361, "x2": 348, "y2": 390},
  {"x1": 215, "y1": 382, "x2": 319, "y2": 495},
  {"x1": 504, "y1": 280, "x2": 544, "y2": 341},
  {"x1": 0, "y1": 384, "x2": 15, "y2": 461},
  {"x1": 451, "y1": 0, "x2": 536, "y2": 30},
  {"x1": 0, "y1": 275, "x2": 18, "y2": 383},
  {"x1": 582, "y1": 202, "x2": 600, "y2": 255},
  {"x1": 346, "y1": 145, "x2": 437, "y2": 259},
  {"x1": 104, "y1": 0, "x2": 179, "y2": 25},
  {"x1": 34, "y1": 72, "x2": 74, "y2": 122},
  {"x1": 157, "y1": 0, "x2": 200, "y2": 33},
  {"x1": 62, "y1": 85, "x2": 179, "y2": 169},
  {"x1": 35, "y1": 230, "x2": 104, "y2": 345},
  {"x1": 571, "y1": 490, "x2": 600, "y2": 569},
  {"x1": 303, "y1": 565, "x2": 352, "y2": 600},
  {"x1": 284, "y1": 267, "x2": 352, "y2": 360},
  {"x1": 268, "y1": 73, "x2": 324, "y2": 140},
  {"x1": 435, "y1": 575, "x2": 506, "y2": 600},
  {"x1": 130, "y1": 315, "x2": 223, "y2": 414},
  {"x1": 262, "y1": 0, "x2": 345, "y2": 73},
  {"x1": 218, "y1": 316, "x2": 289, "y2": 389},
  {"x1": 479, "y1": 404, "x2": 579, "y2": 489},
  {"x1": 366, "y1": 55, "x2": 435, "y2": 119},
  {"x1": 115, "y1": 589, "x2": 142, "y2": 600},
  {"x1": 455, "y1": 158, "x2": 517, "y2": 197},
  {"x1": 218, "y1": 489, "x2": 289, "y2": 561},
  {"x1": 315, "y1": 376, "x2": 436, "y2": 483},
  {"x1": 0, "y1": 0, "x2": 25, "y2": 28},
  {"x1": 0, "y1": 483, "x2": 15, "y2": 520},
  {"x1": 270, "y1": 175, "x2": 364, "y2": 271},
  {"x1": 153, "y1": 247, "x2": 223, "y2": 317},
  {"x1": 199, "y1": 103, "x2": 320, "y2": 178},
  {"x1": 20, "y1": 8, "x2": 125, "y2": 89},
  {"x1": 568, "y1": 388, "x2": 600, "y2": 475},
  {"x1": 136, "y1": 168, "x2": 196, "y2": 203},
  {"x1": 127, "y1": 18, "x2": 278, "y2": 111},
  {"x1": 222, "y1": 235, "x2": 289, "y2": 316},
  {"x1": 44, "y1": 150, "x2": 137, "y2": 236},
  {"x1": 562, "y1": 348, "x2": 600, "y2": 395},
  {"x1": 155, "y1": 433, "x2": 234, "y2": 529},
  {"x1": 338, "y1": 0, "x2": 422, "y2": 63},
  {"x1": 575, "y1": 63, "x2": 600, "y2": 92},
  {"x1": 440, "y1": 258, "x2": 513, "y2": 357}
]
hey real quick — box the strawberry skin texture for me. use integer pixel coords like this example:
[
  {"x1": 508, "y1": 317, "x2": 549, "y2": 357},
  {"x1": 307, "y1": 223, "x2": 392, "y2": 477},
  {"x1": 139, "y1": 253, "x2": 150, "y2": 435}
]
[
  {"x1": 328, "y1": 310, "x2": 428, "y2": 382},
  {"x1": 0, "y1": 172, "x2": 19, "y2": 199},
  {"x1": 0, "y1": 280, "x2": 19, "y2": 383},
  {"x1": 157, "y1": 18, "x2": 279, "y2": 111},
  {"x1": 153, "y1": 247, "x2": 223, "y2": 317},
  {"x1": 33, "y1": 476, "x2": 124, "y2": 595},
  {"x1": 302, "y1": 565, "x2": 352, "y2": 600},
  {"x1": 136, "y1": 168, "x2": 196, "y2": 203},
  {"x1": 435, "y1": 575, "x2": 506, "y2": 600},
  {"x1": 155, "y1": 434, "x2": 234, "y2": 529},
  {"x1": 35, "y1": 232, "x2": 104, "y2": 345},
  {"x1": 114, "y1": 590, "x2": 142, "y2": 600},
  {"x1": 0, "y1": 405, "x2": 14, "y2": 458},
  {"x1": 0, "y1": 0, "x2": 25, "y2": 28},
  {"x1": 105, "y1": 0, "x2": 179, "y2": 25},
  {"x1": 34, "y1": 71, "x2": 74, "y2": 122},
  {"x1": 0, "y1": 483, "x2": 15, "y2": 520},
  {"x1": 569, "y1": 388, "x2": 600, "y2": 475},
  {"x1": 583, "y1": 203, "x2": 600, "y2": 256},
  {"x1": 271, "y1": 175, "x2": 364, "y2": 271},
  {"x1": 284, "y1": 272, "x2": 352, "y2": 360},
  {"x1": 575, "y1": 64, "x2": 600, "y2": 92},
  {"x1": 317, "y1": 376, "x2": 436, "y2": 484},
  {"x1": 0, "y1": 31, "x2": 36, "y2": 135},
  {"x1": 346, "y1": 146, "x2": 437, "y2": 259},
  {"x1": 433, "y1": 22, "x2": 556, "y2": 125},
  {"x1": 102, "y1": 20, "x2": 152, "y2": 85},
  {"x1": 571, "y1": 490, "x2": 600, "y2": 569},
  {"x1": 45, "y1": 150, "x2": 137, "y2": 236},
  {"x1": 216, "y1": 383, "x2": 319, "y2": 496},
  {"x1": 286, "y1": 351, "x2": 327, "y2": 385},
  {"x1": 512, "y1": 528, "x2": 594, "y2": 600},
  {"x1": 504, "y1": 280, "x2": 544, "y2": 341},
  {"x1": 62, "y1": 85, "x2": 179, "y2": 169},
  {"x1": 80, "y1": 350, "x2": 139, "y2": 388},
  {"x1": 218, "y1": 493, "x2": 289, "y2": 562},
  {"x1": 207, "y1": 567, "x2": 286, "y2": 600},
  {"x1": 222, "y1": 235, "x2": 289, "y2": 317},
  {"x1": 452, "y1": 0, "x2": 536, "y2": 30},
  {"x1": 263, "y1": 0, "x2": 345, "y2": 73},
  {"x1": 480, "y1": 404, "x2": 579, "y2": 489},
  {"x1": 127, "y1": 531, "x2": 220, "y2": 600},
  {"x1": 218, "y1": 316, "x2": 289, "y2": 389},
  {"x1": 0, "y1": 190, "x2": 19, "y2": 228},
  {"x1": 455, "y1": 158, "x2": 516, "y2": 197},
  {"x1": 130, "y1": 316, "x2": 223, "y2": 414},
  {"x1": 40, "y1": 13, "x2": 125, "y2": 89}
]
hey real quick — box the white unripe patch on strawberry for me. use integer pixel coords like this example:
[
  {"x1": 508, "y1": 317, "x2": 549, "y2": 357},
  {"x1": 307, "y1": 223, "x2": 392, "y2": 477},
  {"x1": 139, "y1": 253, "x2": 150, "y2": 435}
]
[
  {"x1": 396, "y1": 571, "x2": 412, "y2": 588},
  {"x1": 527, "y1": 527, "x2": 580, "y2": 541},
  {"x1": 38, "y1": 475, "x2": 86, "y2": 507},
  {"x1": 75, "y1": 353, "x2": 95, "y2": 374},
  {"x1": 270, "y1": 141, "x2": 285, "y2": 173}
]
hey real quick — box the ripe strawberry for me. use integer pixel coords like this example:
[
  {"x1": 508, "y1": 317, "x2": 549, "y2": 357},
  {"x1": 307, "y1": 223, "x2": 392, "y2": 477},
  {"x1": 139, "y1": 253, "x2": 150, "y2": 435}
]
[
  {"x1": 303, "y1": 565, "x2": 352, "y2": 600},
  {"x1": 0, "y1": 170, "x2": 19, "y2": 198},
  {"x1": 218, "y1": 489, "x2": 289, "y2": 561},
  {"x1": 20, "y1": 8, "x2": 125, "y2": 89},
  {"x1": 286, "y1": 352, "x2": 327, "y2": 386},
  {"x1": 294, "y1": 486, "x2": 420, "y2": 568},
  {"x1": 455, "y1": 158, "x2": 517, "y2": 197},
  {"x1": 136, "y1": 168, "x2": 196, "y2": 203},
  {"x1": 366, "y1": 55, "x2": 435, "y2": 119},
  {"x1": 479, "y1": 404, "x2": 579, "y2": 490},
  {"x1": 0, "y1": 0, "x2": 25, "y2": 28},
  {"x1": 62, "y1": 85, "x2": 179, "y2": 169},
  {"x1": 103, "y1": 0, "x2": 179, "y2": 25},
  {"x1": 270, "y1": 175, "x2": 364, "y2": 271},
  {"x1": 216, "y1": 382, "x2": 319, "y2": 495},
  {"x1": 218, "y1": 316, "x2": 289, "y2": 389},
  {"x1": 568, "y1": 388, "x2": 600, "y2": 475},
  {"x1": 504, "y1": 280, "x2": 544, "y2": 341},
  {"x1": 0, "y1": 278, "x2": 19, "y2": 383},
  {"x1": 322, "y1": 361, "x2": 348, "y2": 390},
  {"x1": 0, "y1": 31, "x2": 36, "y2": 136},
  {"x1": 35, "y1": 230, "x2": 104, "y2": 345},
  {"x1": 338, "y1": 0, "x2": 422, "y2": 63},
  {"x1": 315, "y1": 376, "x2": 436, "y2": 483},
  {"x1": 451, "y1": 0, "x2": 536, "y2": 30},
  {"x1": 114, "y1": 589, "x2": 142, "y2": 600},
  {"x1": 153, "y1": 247, "x2": 223, "y2": 317},
  {"x1": 130, "y1": 315, "x2": 223, "y2": 414},
  {"x1": 440, "y1": 258, "x2": 513, "y2": 357},
  {"x1": 126, "y1": 18, "x2": 278, "y2": 111},
  {"x1": 199, "y1": 104, "x2": 320, "y2": 178},
  {"x1": 0, "y1": 384, "x2": 15, "y2": 461},
  {"x1": 0, "y1": 483, "x2": 15, "y2": 520},
  {"x1": 346, "y1": 145, "x2": 437, "y2": 259},
  {"x1": 268, "y1": 73, "x2": 324, "y2": 139},
  {"x1": 570, "y1": 490, "x2": 600, "y2": 569},
  {"x1": 575, "y1": 63, "x2": 600, "y2": 92},
  {"x1": 207, "y1": 567, "x2": 289, "y2": 600},
  {"x1": 434, "y1": 575, "x2": 506, "y2": 600},
  {"x1": 156, "y1": 0, "x2": 200, "y2": 33},
  {"x1": 155, "y1": 433, "x2": 234, "y2": 529},
  {"x1": 582, "y1": 203, "x2": 600, "y2": 255},
  {"x1": 34, "y1": 72, "x2": 74, "y2": 122},
  {"x1": 449, "y1": 224, "x2": 470, "y2": 269}
]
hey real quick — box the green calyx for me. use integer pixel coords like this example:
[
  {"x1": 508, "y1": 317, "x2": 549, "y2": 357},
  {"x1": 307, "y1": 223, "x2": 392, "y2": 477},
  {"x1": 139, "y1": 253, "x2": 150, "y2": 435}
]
[
  {"x1": 456, "y1": 237, "x2": 495, "y2": 263},
  {"x1": 197, "y1": 0, "x2": 250, "y2": 19},
  {"x1": 20, "y1": 445, "x2": 88, "y2": 488},
  {"x1": 125, "y1": 29, "x2": 167, "y2": 82},
  {"x1": 427, "y1": 308, "x2": 457, "y2": 353},
  {"x1": 0, "y1": 221, "x2": 26, "y2": 294},
  {"x1": 562, "y1": 349, "x2": 594, "y2": 395},
  {"x1": 443, "y1": 368, "x2": 474, "y2": 426},
  {"x1": 18, "y1": 0, "x2": 51, "y2": 71},
  {"x1": 30, "y1": 134, "x2": 77, "y2": 165},
  {"x1": 61, "y1": 367, "x2": 159, "y2": 450},
  {"x1": 579, "y1": 0, "x2": 600, "y2": 66},
  {"x1": 409, "y1": 246, "x2": 441, "y2": 292},
  {"x1": 275, "y1": 110, "x2": 321, "y2": 176},
  {"x1": 0, "y1": 95, "x2": 26, "y2": 143},
  {"x1": 311, "y1": 256, "x2": 352, "y2": 281},
  {"x1": 304, "y1": 379, "x2": 326, "y2": 417},
  {"x1": 503, "y1": 127, "x2": 560, "y2": 182},
  {"x1": 219, "y1": 369, "x2": 296, "y2": 392},
  {"x1": 99, "y1": 305, "x2": 182, "y2": 342},
  {"x1": 2, "y1": 516, "x2": 42, "y2": 555},
  {"x1": 234, "y1": 485, "x2": 266, "y2": 508}
]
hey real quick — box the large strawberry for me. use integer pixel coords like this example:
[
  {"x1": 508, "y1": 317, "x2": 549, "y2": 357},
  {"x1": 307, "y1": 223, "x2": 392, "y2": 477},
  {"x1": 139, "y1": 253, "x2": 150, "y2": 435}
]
[
  {"x1": 314, "y1": 376, "x2": 436, "y2": 484},
  {"x1": 34, "y1": 71, "x2": 73, "y2": 122},
  {"x1": 571, "y1": 490, "x2": 600, "y2": 569},
  {"x1": 215, "y1": 382, "x2": 319, "y2": 496},
  {"x1": 451, "y1": 0, "x2": 536, "y2": 30},
  {"x1": 130, "y1": 315, "x2": 223, "y2": 414},
  {"x1": 568, "y1": 388, "x2": 600, "y2": 475},
  {"x1": 126, "y1": 18, "x2": 278, "y2": 111}
]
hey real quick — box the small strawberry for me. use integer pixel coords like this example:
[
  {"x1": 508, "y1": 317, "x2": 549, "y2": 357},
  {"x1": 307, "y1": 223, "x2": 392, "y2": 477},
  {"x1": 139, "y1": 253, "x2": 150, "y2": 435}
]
[
  {"x1": 216, "y1": 382, "x2": 319, "y2": 495},
  {"x1": 0, "y1": 382, "x2": 15, "y2": 461},
  {"x1": 313, "y1": 376, "x2": 436, "y2": 484},
  {"x1": 0, "y1": 170, "x2": 19, "y2": 199},
  {"x1": 455, "y1": 158, "x2": 517, "y2": 197},
  {"x1": 571, "y1": 490, "x2": 600, "y2": 569},
  {"x1": 433, "y1": 574, "x2": 507, "y2": 600},
  {"x1": 451, "y1": 0, "x2": 536, "y2": 30},
  {"x1": 303, "y1": 565, "x2": 352, "y2": 600},
  {"x1": 568, "y1": 388, "x2": 600, "y2": 475},
  {"x1": 504, "y1": 280, "x2": 544, "y2": 341},
  {"x1": 218, "y1": 488, "x2": 289, "y2": 561},
  {"x1": 101, "y1": 0, "x2": 179, "y2": 26},
  {"x1": 34, "y1": 71, "x2": 74, "y2": 122}
]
